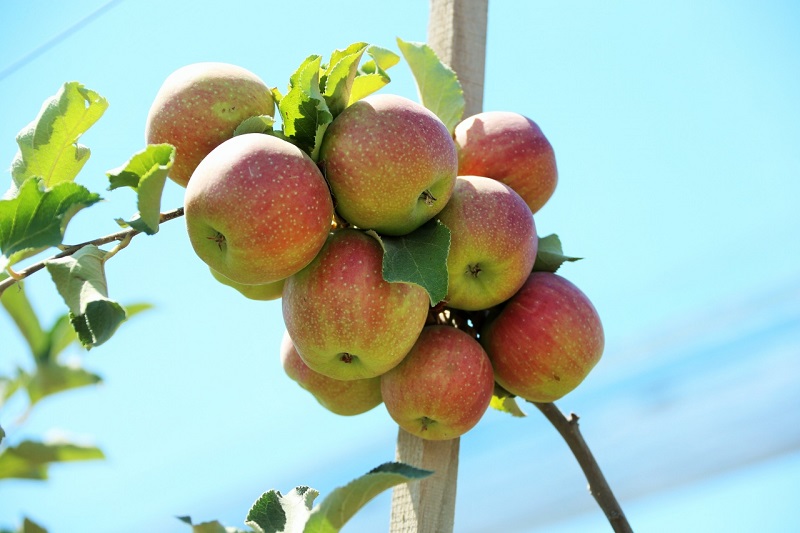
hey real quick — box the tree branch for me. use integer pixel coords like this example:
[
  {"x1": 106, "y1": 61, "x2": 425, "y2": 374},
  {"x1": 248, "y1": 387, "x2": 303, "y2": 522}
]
[
  {"x1": 0, "y1": 207, "x2": 184, "y2": 296},
  {"x1": 533, "y1": 402, "x2": 633, "y2": 533}
]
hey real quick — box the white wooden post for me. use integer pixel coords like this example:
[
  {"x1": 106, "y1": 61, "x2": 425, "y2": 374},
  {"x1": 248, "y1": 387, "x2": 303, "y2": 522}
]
[{"x1": 389, "y1": 2, "x2": 488, "y2": 532}]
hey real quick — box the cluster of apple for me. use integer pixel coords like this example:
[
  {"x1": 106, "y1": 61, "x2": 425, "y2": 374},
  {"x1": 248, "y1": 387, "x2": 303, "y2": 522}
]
[{"x1": 145, "y1": 61, "x2": 604, "y2": 441}]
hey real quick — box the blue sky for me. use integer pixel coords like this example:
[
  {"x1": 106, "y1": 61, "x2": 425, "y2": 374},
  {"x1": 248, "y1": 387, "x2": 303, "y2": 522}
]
[{"x1": 1, "y1": 1, "x2": 799, "y2": 531}]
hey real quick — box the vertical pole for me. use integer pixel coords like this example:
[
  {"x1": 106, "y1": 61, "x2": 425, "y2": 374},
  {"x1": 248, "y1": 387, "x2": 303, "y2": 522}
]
[{"x1": 389, "y1": 2, "x2": 488, "y2": 532}]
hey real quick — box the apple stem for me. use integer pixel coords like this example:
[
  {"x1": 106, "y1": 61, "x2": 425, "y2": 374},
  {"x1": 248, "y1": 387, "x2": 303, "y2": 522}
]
[
  {"x1": 420, "y1": 189, "x2": 437, "y2": 207},
  {"x1": 533, "y1": 402, "x2": 633, "y2": 533},
  {"x1": 0, "y1": 207, "x2": 185, "y2": 298}
]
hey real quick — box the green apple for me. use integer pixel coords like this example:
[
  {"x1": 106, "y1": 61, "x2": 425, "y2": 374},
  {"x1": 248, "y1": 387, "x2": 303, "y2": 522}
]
[
  {"x1": 381, "y1": 325, "x2": 494, "y2": 440},
  {"x1": 185, "y1": 133, "x2": 333, "y2": 285},
  {"x1": 319, "y1": 94, "x2": 457, "y2": 236},
  {"x1": 282, "y1": 229, "x2": 429, "y2": 380},
  {"x1": 280, "y1": 332, "x2": 382, "y2": 416},
  {"x1": 481, "y1": 272, "x2": 604, "y2": 403},
  {"x1": 436, "y1": 175, "x2": 537, "y2": 311},
  {"x1": 209, "y1": 268, "x2": 284, "y2": 301},
  {"x1": 145, "y1": 62, "x2": 275, "y2": 187},
  {"x1": 455, "y1": 111, "x2": 557, "y2": 214}
]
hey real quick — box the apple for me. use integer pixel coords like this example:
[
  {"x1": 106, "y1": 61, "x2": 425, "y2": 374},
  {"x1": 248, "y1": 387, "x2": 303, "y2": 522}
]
[
  {"x1": 146, "y1": 62, "x2": 275, "y2": 187},
  {"x1": 280, "y1": 332, "x2": 382, "y2": 416},
  {"x1": 209, "y1": 268, "x2": 284, "y2": 301},
  {"x1": 185, "y1": 133, "x2": 333, "y2": 285},
  {"x1": 319, "y1": 94, "x2": 457, "y2": 236},
  {"x1": 480, "y1": 272, "x2": 604, "y2": 403},
  {"x1": 454, "y1": 111, "x2": 557, "y2": 214},
  {"x1": 282, "y1": 228, "x2": 429, "y2": 381},
  {"x1": 381, "y1": 325, "x2": 494, "y2": 440},
  {"x1": 436, "y1": 175, "x2": 537, "y2": 311}
]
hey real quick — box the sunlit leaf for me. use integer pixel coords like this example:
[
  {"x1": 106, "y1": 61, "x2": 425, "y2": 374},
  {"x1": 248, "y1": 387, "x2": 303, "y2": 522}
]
[
  {"x1": 323, "y1": 42, "x2": 368, "y2": 117},
  {"x1": 176, "y1": 517, "x2": 247, "y2": 533},
  {"x1": 45, "y1": 246, "x2": 126, "y2": 349},
  {"x1": 246, "y1": 486, "x2": 318, "y2": 533},
  {"x1": 10, "y1": 82, "x2": 108, "y2": 188},
  {"x1": 0, "y1": 440, "x2": 104, "y2": 480},
  {"x1": 26, "y1": 363, "x2": 102, "y2": 405},
  {"x1": 106, "y1": 143, "x2": 174, "y2": 235},
  {"x1": 0, "y1": 277, "x2": 47, "y2": 359},
  {"x1": 234, "y1": 115, "x2": 276, "y2": 136},
  {"x1": 279, "y1": 55, "x2": 333, "y2": 160},
  {"x1": 349, "y1": 46, "x2": 400, "y2": 105},
  {"x1": 303, "y1": 462, "x2": 432, "y2": 533},
  {"x1": 377, "y1": 220, "x2": 451, "y2": 306},
  {"x1": 396, "y1": 38, "x2": 464, "y2": 134},
  {"x1": 0, "y1": 177, "x2": 101, "y2": 270},
  {"x1": 490, "y1": 384, "x2": 526, "y2": 417}
]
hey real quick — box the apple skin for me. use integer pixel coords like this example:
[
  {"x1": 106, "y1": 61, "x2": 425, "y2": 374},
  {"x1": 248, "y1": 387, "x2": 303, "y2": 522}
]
[
  {"x1": 282, "y1": 229, "x2": 430, "y2": 381},
  {"x1": 455, "y1": 111, "x2": 557, "y2": 214},
  {"x1": 436, "y1": 175, "x2": 538, "y2": 311},
  {"x1": 209, "y1": 268, "x2": 284, "y2": 301},
  {"x1": 185, "y1": 133, "x2": 333, "y2": 285},
  {"x1": 280, "y1": 332, "x2": 382, "y2": 416},
  {"x1": 319, "y1": 94, "x2": 457, "y2": 236},
  {"x1": 381, "y1": 325, "x2": 494, "y2": 441},
  {"x1": 145, "y1": 62, "x2": 275, "y2": 187},
  {"x1": 480, "y1": 272, "x2": 604, "y2": 403}
]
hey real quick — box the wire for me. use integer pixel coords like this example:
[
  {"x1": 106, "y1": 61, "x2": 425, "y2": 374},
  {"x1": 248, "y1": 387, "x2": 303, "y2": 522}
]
[{"x1": 0, "y1": 0, "x2": 124, "y2": 83}]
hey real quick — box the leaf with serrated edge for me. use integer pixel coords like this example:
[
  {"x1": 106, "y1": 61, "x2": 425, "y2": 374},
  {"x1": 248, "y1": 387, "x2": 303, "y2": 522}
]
[
  {"x1": 234, "y1": 115, "x2": 276, "y2": 136},
  {"x1": 246, "y1": 486, "x2": 319, "y2": 533},
  {"x1": 378, "y1": 220, "x2": 450, "y2": 306},
  {"x1": 0, "y1": 178, "x2": 101, "y2": 270},
  {"x1": 11, "y1": 82, "x2": 108, "y2": 188},
  {"x1": 0, "y1": 278, "x2": 47, "y2": 359},
  {"x1": 280, "y1": 56, "x2": 333, "y2": 160},
  {"x1": 396, "y1": 38, "x2": 464, "y2": 134},
  {"x1": 304, "y1": 462, "x2": 432, "y2": 533},
  {"x1": 107, "y1": 144, "x2": 174, "y2": 235},
  {"x1": 323, "y1": 43, "x2": 368, "y2": 117},
  {"x1": 349, "y1": 46, "x2": 400, "y2": 105},
  {"x1": 45, "y1": 245, "x2": 126, "y2": 348},
  {"x1": 532, "y1": 234, "x2": 581, "y2": 273}
]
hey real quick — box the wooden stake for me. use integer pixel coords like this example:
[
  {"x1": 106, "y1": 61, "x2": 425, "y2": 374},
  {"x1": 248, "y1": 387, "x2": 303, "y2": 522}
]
[{"x1": 389, "y1": 2, "x2": 488, "y2": 532}]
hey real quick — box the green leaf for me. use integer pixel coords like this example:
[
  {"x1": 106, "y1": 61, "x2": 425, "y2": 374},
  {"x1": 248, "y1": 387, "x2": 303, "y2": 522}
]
[
  {"x1": 1, "y1": 372, "x2": 25, "y2": 406},
  {"x1": 349, "y1": 46, "x2": 400, "y2": 105},
  {"x1": 21, "y1": 518, "x2": 48, "y2": 533},
  {"x1": 0, "y1": 424, "x2": 5, "y2": 445},
  {"x1": 0, "y1": 440, "x2": 104, "y2": 480},
  {"x1": 245, "y1": 486, "x2": 318, "y2": 533},
  {"x1": 10, "y1": 82, "x2": 108, "y2": 188},
  {"x1": 490, "y1": 384, "x2": 526, "y2": 417},
  {"x1": 304, "y1": 462, "x2": 432, "y2": 533},
  {"x1": 279, "y1": 55, "x2": 334, "y2": 160},
  {"x1": 44, "y1": 245, "x2": 126, "y2": 349},
  {"x1": 177, "y1": 516, "x2": 247, "y2": 533},
  {"x1": 396, "y1": 38, "x2": 464, "y2": 134},
  {"x1": 0, "y1": 278, "x2": 47, "y2": 359},
  {"x1": 377, "y1": 220, "x2": 451, "y2": 306},
  {"x1": 234, "y1": 115, "x2": 276, "y2": 136},
  {"x1": 26, "y1": 363, "x2": 102, "y2": 405},
  {"x1": 0, "y1": 178, "x2": 101, "y2": 270},
  {"x1": 323, "y1": 43, "x2": 368, "y2": 117},
  {"x1": 532, "y1": 234, "x2": 581, "y2": 273},
  {"x1": 107, "y1": 144, "x2": 175, "y2": 235}
]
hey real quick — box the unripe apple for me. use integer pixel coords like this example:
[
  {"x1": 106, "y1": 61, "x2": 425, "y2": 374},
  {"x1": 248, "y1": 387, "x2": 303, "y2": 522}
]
[
  {"x1": 185, "y1": 133, "x2": 333, "y2": 285},
  {"x1": 282, "y1": 229, "x2": 429, "y2": 380},
  {"x1": 455, "y1": 111, "x2": 557, "y2": 214},
  {"x1": 381, "y1": 325, "x2": 494, "y2": 441},
  {"x1": 146, "y1": 62, "x2": 275, "y2": 187},
  {"x1": 481, "y1": 272, "x2": 604, "y2": 403},
  {"x1": 319, "y1": 94, "x2": 457, "y2": 236},
  {"x1": 437, "y1": 175, "x2": 537, "y2": 311},
  {"x1": 209, "y1": 268, "x2": 284, "y2": 301},
  {"x1": 280, "y1": 332, "x2": 382, "y2": 416}
]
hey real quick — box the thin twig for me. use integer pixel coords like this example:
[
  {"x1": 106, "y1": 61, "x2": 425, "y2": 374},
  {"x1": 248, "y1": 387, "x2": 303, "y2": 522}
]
[
  {"x1": 533, "y1": 402, "x2": 633, "y2": 533},
  {"x1": 0, "y1": 207, "x2": 184, "y2": 296}
]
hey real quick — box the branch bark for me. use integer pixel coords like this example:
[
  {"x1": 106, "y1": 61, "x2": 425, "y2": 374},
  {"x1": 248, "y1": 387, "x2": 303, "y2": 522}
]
[
  {"x1": 0, "y1": 207, "x2": 184, "y2": 296},
  {"x1": 534, "y1": 402, "x2": 633, "y2": 533}
]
